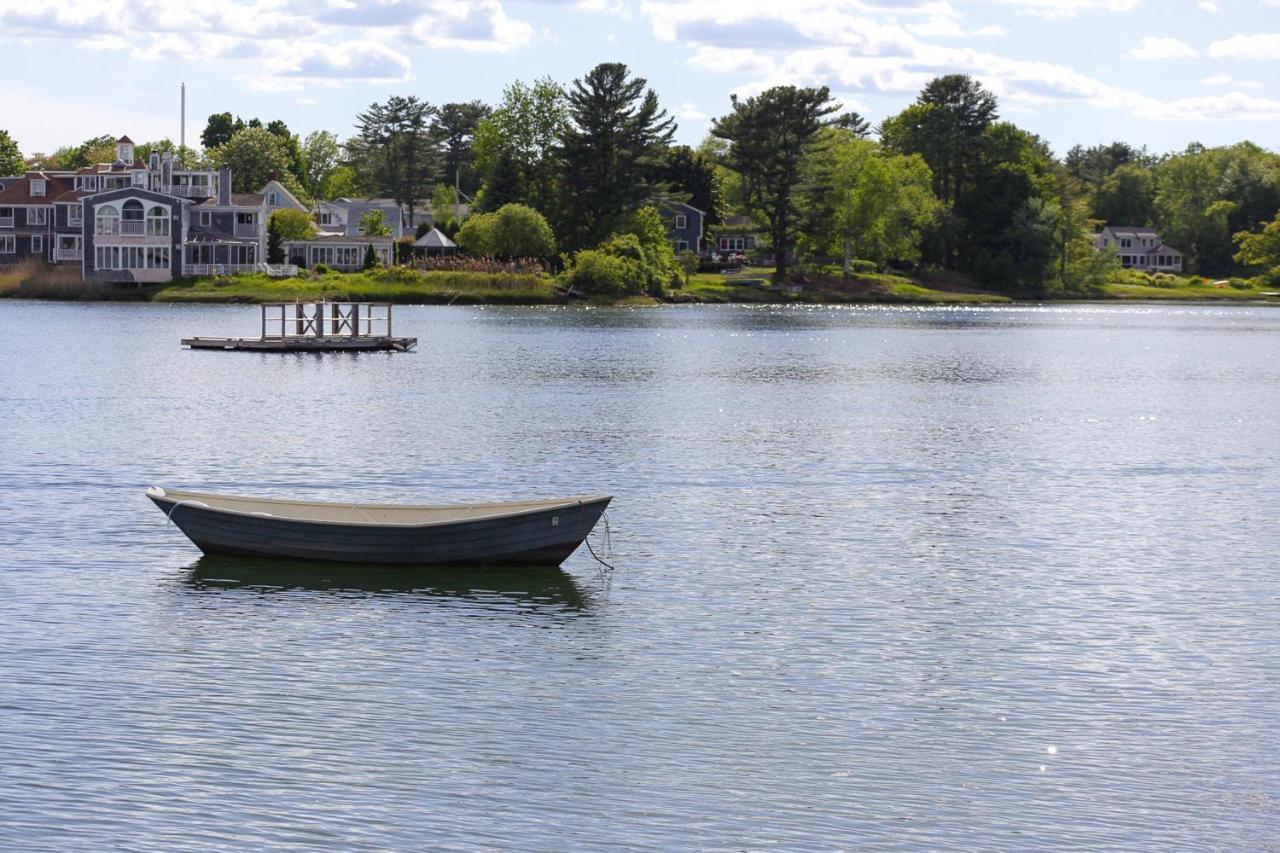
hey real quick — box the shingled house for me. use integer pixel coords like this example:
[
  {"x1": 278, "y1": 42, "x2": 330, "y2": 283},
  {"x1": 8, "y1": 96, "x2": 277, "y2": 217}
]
[
  {"x1": 0, "y1": 136, "x2": 271, "y2": 281},
  {"x1": 1094, "y1": 225, "x2": 1184, "y2": 273}
]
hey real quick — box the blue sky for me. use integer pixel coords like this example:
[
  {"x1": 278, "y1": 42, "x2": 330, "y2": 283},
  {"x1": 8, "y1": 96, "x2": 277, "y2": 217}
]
[{"x1": 0, "y1": 0, "x2": 1277, "y2": 158}]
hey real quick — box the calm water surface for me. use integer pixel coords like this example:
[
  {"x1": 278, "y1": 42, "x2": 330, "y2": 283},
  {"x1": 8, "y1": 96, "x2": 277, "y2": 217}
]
[{"x1": 1, "y1": 301, "x2": 1277, "y2": 850}]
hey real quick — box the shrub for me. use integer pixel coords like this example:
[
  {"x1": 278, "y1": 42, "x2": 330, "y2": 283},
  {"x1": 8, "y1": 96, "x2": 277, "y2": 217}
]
[
  {"x1": 456, "y1": 213, "x2": 496, "y2": 257},
  {"x1": 850, "y1": 259, "x2": 878, "y2": 274},
  {"x1": 566, "y1": 249, "x2": 631, "y2": 294},
  {"x1": 270, "y1": 208, "x2": 317, "y2": 241},
  {"x1": 490, "y1": 204, "x2": 555, "y2": 260},
  {"x1": 314, "y1": 263, "x2": 331, "y2": 275}
]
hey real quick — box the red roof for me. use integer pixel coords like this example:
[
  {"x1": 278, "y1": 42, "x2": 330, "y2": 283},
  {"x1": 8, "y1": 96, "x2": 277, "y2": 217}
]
[
  {"x1": 0, "y1": 173, "x2": 76, "y2": 205},
  {"x1": 117, "y1": 135, "x2": 134, "y2": 144}
]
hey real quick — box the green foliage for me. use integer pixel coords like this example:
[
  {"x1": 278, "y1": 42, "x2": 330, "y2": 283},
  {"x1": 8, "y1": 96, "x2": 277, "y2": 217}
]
[
  {"x1": 270, "y1": 209, "x2": 316, "y2": 241},
  {"x1": 363, "y1": 243, "x2": 378, "y2": 270},
  {"x1": 430, "y1": 183, "x2": 457, "y2": 219},
  {"x1": 1092, "y1": 163, "x2": 1155, "y2": 226},
  {"x1": 1234, "y1": 212, "x2": 1280, "y2": 273},
  {"x1": 0, "y1": 130, "x2": 22, "y2": 175},
  {"x1": 352, "y1": 95, "x2": 441, "y2": 223},
  {"x1": 299, "y1": 130, "x2": 340, "y2": 200},
  {"x1": 201, "y1": 113, "x2": 239, "y2": 150},
  {"x1": 267, "y1": 217, "x2": 285, "y2": 264},
  {"x1": 566, "y1": 249, "x2": 630, "y2": 294},
  {"x1": 654, "y1": 145, "x2": 723, "y2": 226},
  {"x1": 477, "y1": 146, "x2": 526, "y2": 213},
  {"x1": 491, "y1": 204, "x2": 556, "y2": 259},
  {"x1": 712, "y1": 84, "x2": 839, "y2": 278},
  {"x1": 210, "y1": 127, "x2": 304, "y2": 196},
  {"x1": 359, "y1": 208, "x2": 393, "y2": 237},
  {"x1": 321, "y1": 165, "x2": 357, "y2": 200},
  {"x1": 559, "y1": 63, "x2": 676, "y2": 251},
  {"x1": 473, "y1": 77, "x2": 568, "y2": 217},
  {"x1": 456, "y1": 204, "x2": 556, "y2": 259},
  {"x1": 566, "y1": 205, "x2": 678, "y2": 295},
  {"x1": 801, "y1": 132, "x2": 940, "y2": 273},
  {"x1": 456, "y1": 213, "x2": 496, "y2": 256},
  {"x1": 436, "y1": 101, "x2": 491, "y2": 197},
  {"x1": 677, "y1": 249, "x2": 700, "y2": 285}
]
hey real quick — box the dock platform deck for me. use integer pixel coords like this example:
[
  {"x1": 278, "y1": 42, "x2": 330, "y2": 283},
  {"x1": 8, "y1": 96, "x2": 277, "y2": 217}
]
[
  {"x1": 182, "y1": 301, "x2": 415, "y2": 353},
  {"x1": 182, "y1": 335, "x2": 416, "y2": 352}
]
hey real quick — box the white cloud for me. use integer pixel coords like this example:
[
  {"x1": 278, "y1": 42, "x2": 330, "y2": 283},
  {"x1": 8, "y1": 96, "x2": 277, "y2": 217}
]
[
  {"x1": 0, "y1": 0, "x2": 537, "y2": 88},
  {"x1": 1209, "y1": 32, "x2": 1280, "y2": 59},
  {"x1": 1200, "y1": 74, "x2": 1262, "y2": 89},
  {"x1": 988, "y1": 0, "x2": 1140, "y2": 17},
  {"x1": 676, "y1": 101, "x2": 708, "y2": 120},
  {"x1": 1127, "y1": 36, "x2": 1197, "y2": 60},
  {"x1": 1134, "y1": 91, "x2": 1280, "y2": 121},
  {"x1": 1197, "y1": 1, "x2": 1220, "y2": 10}
]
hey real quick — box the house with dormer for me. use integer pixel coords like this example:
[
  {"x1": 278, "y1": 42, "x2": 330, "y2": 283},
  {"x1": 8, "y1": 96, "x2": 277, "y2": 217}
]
[{"x1": 1094, "y1": 226, "x2": 1184, "y2": 272}]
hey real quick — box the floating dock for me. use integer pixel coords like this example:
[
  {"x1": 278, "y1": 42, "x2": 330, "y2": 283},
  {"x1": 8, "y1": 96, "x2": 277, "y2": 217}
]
[{"x1": 182, "y1": 302, "x2": 416, "y2": 353}]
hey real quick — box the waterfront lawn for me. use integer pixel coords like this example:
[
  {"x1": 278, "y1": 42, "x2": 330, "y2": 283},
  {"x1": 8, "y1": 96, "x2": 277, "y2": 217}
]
[
  {"x1": 679, "y1": 268, "x2": 1013, "y2": 304},
  {"x1": 153, "y1": 268, "x2": 561, "y2": 305},
  {"x1": 1100, "y1": 275, "x2": 1278, "y2": 301}
]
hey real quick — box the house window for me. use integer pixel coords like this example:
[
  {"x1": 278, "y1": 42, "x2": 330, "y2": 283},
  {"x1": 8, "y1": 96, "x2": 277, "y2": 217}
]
[
  {"x1": 28, "y1": 207, "x2": 49, "y2": 226},
  {"x1": 268, "y1": 192, "x2": 278, "y2": 206},
  {"x1": 0, "y1": 235, "x2": 14, "y2": 253},
  {"x1": 147, "y1": 206, "x2": 169, "y2": 237},
  {"x1": 31, "y1": 180, "x2": 46, "y2": 197},
  {"x1": 319, "y1": 213, "x2": 332, "y2": 225},
  {"x1": 96, "y1": 205, "x2": 120, "y2": 236},
  {"x1": 675, "y1": 214, "x2": 687, "y2": 229},
  {"x1": 31, "y1": 234, "x2": 43, "y2": 254},
  {"x1": 674, "y1": 240, "x2": 689, "y2": 252},
  {"x1": 68, "y1": 205, "x2": 83, "y2": 226},
  {"x1": 120, "y1": 200, "x2": 145, "y2": 235},
  {"x1": 199, "y1": 211, "x2": 211, "y2": 227},
  {"x1": 57, "y1": 235, "x2": 81, "y2": 260},
  {"x1": 0, "y1": 206, "x2": 13, "y2": 226},
  {"x1": 1120, "y1": 238, "x2": 1131, "y2": 248}
]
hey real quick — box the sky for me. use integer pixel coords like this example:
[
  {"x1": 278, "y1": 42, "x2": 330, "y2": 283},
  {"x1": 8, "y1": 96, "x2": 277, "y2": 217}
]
[{"x1": 0, "y1": 0, "x2": 1277, "y2": 159}]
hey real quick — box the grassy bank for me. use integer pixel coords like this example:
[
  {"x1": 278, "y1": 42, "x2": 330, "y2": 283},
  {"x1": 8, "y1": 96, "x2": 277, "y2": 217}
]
[{"x1": 4, "y1": 262, "x2": 1278, "y2": 306}]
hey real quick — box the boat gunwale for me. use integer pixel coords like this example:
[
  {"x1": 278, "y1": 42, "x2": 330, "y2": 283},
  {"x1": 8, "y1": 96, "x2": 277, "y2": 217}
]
[{"x1": 147, "y1": 487, "x2": 612, "y2": 530}]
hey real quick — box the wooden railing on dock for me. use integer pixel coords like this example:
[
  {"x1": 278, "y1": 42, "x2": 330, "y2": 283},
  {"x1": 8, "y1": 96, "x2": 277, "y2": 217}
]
[{"x1": 261, "y1": 302, "x2": 394, "y2": 340}]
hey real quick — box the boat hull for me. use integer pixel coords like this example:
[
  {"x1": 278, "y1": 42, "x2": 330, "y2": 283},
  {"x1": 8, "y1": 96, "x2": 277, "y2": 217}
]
[{"x1": 149, "y1": 493, "x2": 611, "y2": 567}]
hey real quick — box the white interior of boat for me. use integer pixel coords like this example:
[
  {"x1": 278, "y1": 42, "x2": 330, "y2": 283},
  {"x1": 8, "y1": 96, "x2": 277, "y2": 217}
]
[{"x1": 147, "y1": 486, "x2": 609, "y2": 526}]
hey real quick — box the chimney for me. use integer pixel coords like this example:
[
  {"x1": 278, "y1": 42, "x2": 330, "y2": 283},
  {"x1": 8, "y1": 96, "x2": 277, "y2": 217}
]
[
  {"x1": 218, "y1": 164, "x2": 231, "y2": 205},
  {"x1": 266, "y1": 171, "x2": 277, "y2": 182},
  {"x1": 149, "y1": 151, "x2": 160, "y2": 171},
  {"x1": 161, "y1": 153, "x2": 172, "y2": 191}
]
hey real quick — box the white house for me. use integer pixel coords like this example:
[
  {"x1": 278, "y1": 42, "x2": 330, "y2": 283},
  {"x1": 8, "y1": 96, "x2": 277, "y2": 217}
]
[{"x1": 1094, "y1": 225, "x2": 1184, "y2": 273}]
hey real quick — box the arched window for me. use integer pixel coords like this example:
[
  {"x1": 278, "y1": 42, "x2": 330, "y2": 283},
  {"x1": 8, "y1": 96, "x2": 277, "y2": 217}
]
[
  {"x1": 95, "y1": 205, "x2": 119, "y2": 236},
  {"x1": 147, "y1": 205, "x2": 169, "y2": 237},
  {"x1": 121, "y1": 200, "x2": 144, "y2": 235}
]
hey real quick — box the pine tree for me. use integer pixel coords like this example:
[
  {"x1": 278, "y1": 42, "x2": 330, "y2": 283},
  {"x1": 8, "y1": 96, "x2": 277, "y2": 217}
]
[
  {"x1": 558, "y1": 63, "x2": 676, "y2": 251},
  {"x1": 479, "y1": 147, "x2": 526, "y2": 212},
  {"x1": 712, "y1": 85, "x2": 838, "y2": 279},
  {"x1": 362, "y1": 242, "x2": 378, "y2": 270}
]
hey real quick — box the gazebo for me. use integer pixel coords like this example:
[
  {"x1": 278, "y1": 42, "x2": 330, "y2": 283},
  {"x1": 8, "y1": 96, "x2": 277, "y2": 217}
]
[{"x1": 413, "y1": 227, "x2": 457, "y2": 257}]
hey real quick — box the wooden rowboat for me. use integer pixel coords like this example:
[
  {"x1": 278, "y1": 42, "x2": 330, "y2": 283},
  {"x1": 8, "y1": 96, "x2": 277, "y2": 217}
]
[{"x1": 147, "y1": 487, "x2": 612, "y2": 567}]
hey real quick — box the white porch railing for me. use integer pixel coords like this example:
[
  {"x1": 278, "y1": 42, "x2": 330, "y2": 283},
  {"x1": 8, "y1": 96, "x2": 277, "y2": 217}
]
[
  {"x1": 55, "y1": 249, "x2": 83, "y2": 261},
  {"x1": 120, "y1": 220, "x2": 145, "y2": 235},
  {"x1": 185, "y1": 263, "x2": 297, "y2": 278},
  {"x1": 234, "y1": 223, "x2": 260, "y2": 238}
]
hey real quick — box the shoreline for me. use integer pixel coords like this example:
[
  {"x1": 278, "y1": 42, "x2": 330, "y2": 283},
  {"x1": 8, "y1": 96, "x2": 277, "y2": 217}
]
[{"x1": 3, "y1": 267, "x2": 1277, "y2": 308}]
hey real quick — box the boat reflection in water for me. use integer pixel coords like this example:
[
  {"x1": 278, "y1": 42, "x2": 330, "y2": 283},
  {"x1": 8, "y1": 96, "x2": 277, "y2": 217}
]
[{"x1": 182, "y1": 555, "x2": 591, "y2": 612}]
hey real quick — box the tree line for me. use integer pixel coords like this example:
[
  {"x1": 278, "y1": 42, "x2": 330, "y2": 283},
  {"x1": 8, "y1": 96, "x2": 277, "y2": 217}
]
[{"x1": 6, "y1": 66, "x2": 1280, "y2": 293}]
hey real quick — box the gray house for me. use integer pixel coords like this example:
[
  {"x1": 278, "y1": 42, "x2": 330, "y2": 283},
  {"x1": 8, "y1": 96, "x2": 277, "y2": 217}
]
[
  {"x1": 1094, "y1": 225, "x2": 1184, "y2": 272},
  {"x1": 0, "y1": 134, "x2": 274, "y2": 282},
  {"x1": 315, "y1": 198, "x2": 407, "y2": 237},
  {"x1": 661, "y1": 202, "x2": 704, "y2": 255}
]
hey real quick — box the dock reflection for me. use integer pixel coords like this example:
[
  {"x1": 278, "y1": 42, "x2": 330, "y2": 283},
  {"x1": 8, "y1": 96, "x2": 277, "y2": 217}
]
[{"x1": 181, "y1": 555, "x2": 589, "y2": 611}]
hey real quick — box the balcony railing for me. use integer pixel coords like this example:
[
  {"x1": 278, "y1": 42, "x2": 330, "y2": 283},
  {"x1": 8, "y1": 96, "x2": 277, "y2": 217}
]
[
  {"x1": 120, "y1": 220, "x2": 145, "y2": 236},
  {"x1": 0, "y1": 217, "x2": 13, "y2": 228},
  {"x1": 168, "y1": 185, "x2": 214, "y2": 198},
  {"x1": 96, "y1": 223, "x2": 169, "y2": 238},
  {"x1": 55, "y1": 249, "x2": 83, "y2": 261},
  {"x1": 234, "y1": 223, "x2": 260, "y2": 238}
]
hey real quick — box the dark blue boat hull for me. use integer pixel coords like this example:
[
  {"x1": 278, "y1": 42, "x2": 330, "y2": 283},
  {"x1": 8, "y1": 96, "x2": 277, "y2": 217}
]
[{"x1": 149, "y1": 495, "x2": 611, "y2": 567}]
